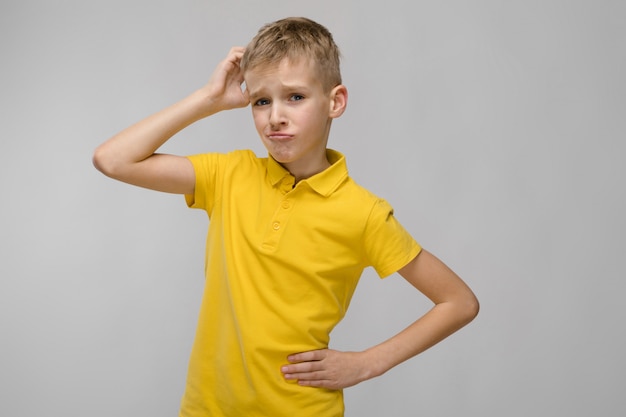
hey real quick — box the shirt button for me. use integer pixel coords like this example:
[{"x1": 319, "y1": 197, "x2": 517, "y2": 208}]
[
  {"x1": 282, "y1": 200, "x2": 290, "y2": 209},
  {"x1": 272, "y1": 222, "x2": 281, "y2": 230}
]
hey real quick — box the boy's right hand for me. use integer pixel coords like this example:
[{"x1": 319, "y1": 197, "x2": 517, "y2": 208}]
[{"x1": 201, "y1": 46, "x2": 250, "y2": 114}]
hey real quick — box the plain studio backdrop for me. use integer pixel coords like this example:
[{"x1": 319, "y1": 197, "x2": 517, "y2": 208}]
[{"x1": 1, "y1": 1, "x2": 624, "y2": 416}]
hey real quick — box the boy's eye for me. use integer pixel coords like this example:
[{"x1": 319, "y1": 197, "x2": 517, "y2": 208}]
[
  {"x1": 290, "y1": 94, "x2": 304, "y2": 101},
  {"x1": 254, "y1": 98, "x2": 270, "y2": 106}
]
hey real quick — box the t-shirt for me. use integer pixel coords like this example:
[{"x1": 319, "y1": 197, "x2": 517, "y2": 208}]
[{"x1": 179, "y1": 149, "x2": 421, "y2": 417}]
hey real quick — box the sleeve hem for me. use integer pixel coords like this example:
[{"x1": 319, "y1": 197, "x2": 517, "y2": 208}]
[{"x1": 377, "y1": 244, "x2": 422, "y2": 279}]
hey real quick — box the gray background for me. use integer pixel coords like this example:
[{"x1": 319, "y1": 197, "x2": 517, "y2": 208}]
[{"x1": 1, "y1": 0, "x2": 624, "y2": 416}]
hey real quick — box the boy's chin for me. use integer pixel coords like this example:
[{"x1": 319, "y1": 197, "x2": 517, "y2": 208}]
[{"x1": 266, "y1": 149, "x2": 294, "y2": 164}]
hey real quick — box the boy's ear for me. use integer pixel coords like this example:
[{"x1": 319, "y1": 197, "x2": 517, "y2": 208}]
[{"x1": 329, "y1": 85, "x2": 348, "y2": 118}]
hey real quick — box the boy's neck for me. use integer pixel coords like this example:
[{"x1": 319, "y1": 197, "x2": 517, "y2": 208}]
[{"x1": 280, "y1": 150, "x2": 332, "y2": 183}]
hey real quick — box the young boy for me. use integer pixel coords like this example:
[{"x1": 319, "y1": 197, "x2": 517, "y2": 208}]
[{"x1": 93, "y1": 17, "x2": 478, "y2": 417}]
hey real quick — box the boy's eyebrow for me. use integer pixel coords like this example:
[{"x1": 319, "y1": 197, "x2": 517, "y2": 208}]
[
  {"x1": 248, "y1": 83, "x2": 311, "y2": 98},
  {"x1": 246, "y1": 87, "x2": 263, "y2": 99}
]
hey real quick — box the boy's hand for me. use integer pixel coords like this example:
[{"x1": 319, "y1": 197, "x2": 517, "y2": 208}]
[
  {"x1": 201, "y1": 46, "x2": 250, "y2": 113},
  {"x1": 281, "y1": 349, "x2": 374, "y2": 390}
]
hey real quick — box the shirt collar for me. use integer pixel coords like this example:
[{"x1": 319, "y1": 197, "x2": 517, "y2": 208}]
[{"x1": 267, "y1": 149, "x2": 349, "y2": 197}]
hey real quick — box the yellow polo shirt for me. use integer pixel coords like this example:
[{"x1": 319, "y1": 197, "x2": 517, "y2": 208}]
[{"x1": 180, "y1": 149, "x2": 421, "y2": 417}]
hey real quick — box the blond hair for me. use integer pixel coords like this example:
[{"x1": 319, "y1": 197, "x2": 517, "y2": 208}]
[{"x1": 241, "y1": 17, "x2": 342, "y2": 92}]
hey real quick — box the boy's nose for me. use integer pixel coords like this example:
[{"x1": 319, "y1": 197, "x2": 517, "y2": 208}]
[{"x1": 269, "y1": 104, "x2": 287, "y2": 127}]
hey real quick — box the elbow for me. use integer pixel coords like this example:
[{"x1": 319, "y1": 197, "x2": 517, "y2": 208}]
[
  {"x1": 92, "y1": 144, "x2": 119, "y2": 178},
  {"x1": 461, "y1": 293, "x2": 480, "y2": 325},
  {"x1": 92, "y1": 145, "x2": 106, "y2": 174}
]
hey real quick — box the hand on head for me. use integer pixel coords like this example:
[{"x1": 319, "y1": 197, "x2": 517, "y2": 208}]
[{"x1": 202, "y1": 46, "x2": 250, "y2": 112}]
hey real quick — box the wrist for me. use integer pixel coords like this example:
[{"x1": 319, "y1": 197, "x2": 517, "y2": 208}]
[
  {"x1": 187, "y1": 87, "x2": 223, "y2": 119},
  {"x1": 361, "y1": 348, "x2": 387, "y2": 380}
]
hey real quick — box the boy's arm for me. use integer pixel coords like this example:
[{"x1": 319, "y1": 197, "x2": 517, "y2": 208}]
[
  {"x1": 93, "y1": 47, "x2": 249, "y2": 194},
  {"x1": 281, "y1": 249, "x2": 479, "y2": 389}
]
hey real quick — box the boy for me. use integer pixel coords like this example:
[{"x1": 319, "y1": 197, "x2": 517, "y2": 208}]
[{"x1": 93, "y1": 17, "x2": 479, "y2": 417}]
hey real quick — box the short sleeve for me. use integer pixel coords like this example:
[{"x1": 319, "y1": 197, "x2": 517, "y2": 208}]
[
  {"x1": 362, "y1": 199, "x2": 422, "y2": 278},
  {"x1": 184, "y1": 152, "x2": 224, "y2": 215}
]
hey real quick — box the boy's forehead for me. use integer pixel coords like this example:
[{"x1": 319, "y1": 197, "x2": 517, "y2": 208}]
[
  {"x1": 246, "y1": 55, "x2": 313, "y2": 73},
  {"x1": 244, "y1": 57, "x2": 321, "y2": 88}
]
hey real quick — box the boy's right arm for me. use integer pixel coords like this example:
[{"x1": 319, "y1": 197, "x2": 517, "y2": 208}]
[{"x1": 92, "y1": 47, "x2": 249, "y2": 194}]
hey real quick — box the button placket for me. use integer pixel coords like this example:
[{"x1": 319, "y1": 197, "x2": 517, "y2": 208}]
[{"x1": 261, "y1": 197, "x2": 295, "y2": 250}]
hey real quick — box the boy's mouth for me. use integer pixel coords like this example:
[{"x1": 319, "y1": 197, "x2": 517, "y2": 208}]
[{"x1": 267, "y1": 133, "x2": 294, "y2": 140}]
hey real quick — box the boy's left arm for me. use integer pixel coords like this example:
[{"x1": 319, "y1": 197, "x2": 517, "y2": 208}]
[{"x1": 281, "y1": 249, "x2": 479, "y2": 390}]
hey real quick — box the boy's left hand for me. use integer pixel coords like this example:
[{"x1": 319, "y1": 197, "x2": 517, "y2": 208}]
[{"x1": 281, "y1": 349, "x2": 372, "y2": 390}]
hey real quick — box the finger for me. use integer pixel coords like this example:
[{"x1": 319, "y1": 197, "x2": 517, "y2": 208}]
[
  {"x1": 287, "y1": 349, "x2": 327, "y2": 363},
  {"x1": 229, "y1": 47, "x2": 245, "y2": 62},
  {"x1": 283, "y1": 368, "x2": 327, "y2": 383},
  {"x1": 297, "y1": 379, "x2": 330, "y2": 388},
  {"x1": 281, "y1": 359, "x2": 324, "y2": 376}
]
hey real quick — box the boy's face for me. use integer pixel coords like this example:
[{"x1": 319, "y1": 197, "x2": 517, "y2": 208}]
[{"x1": 244, "y1": 58, "x2": 344, "y2": 179}]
